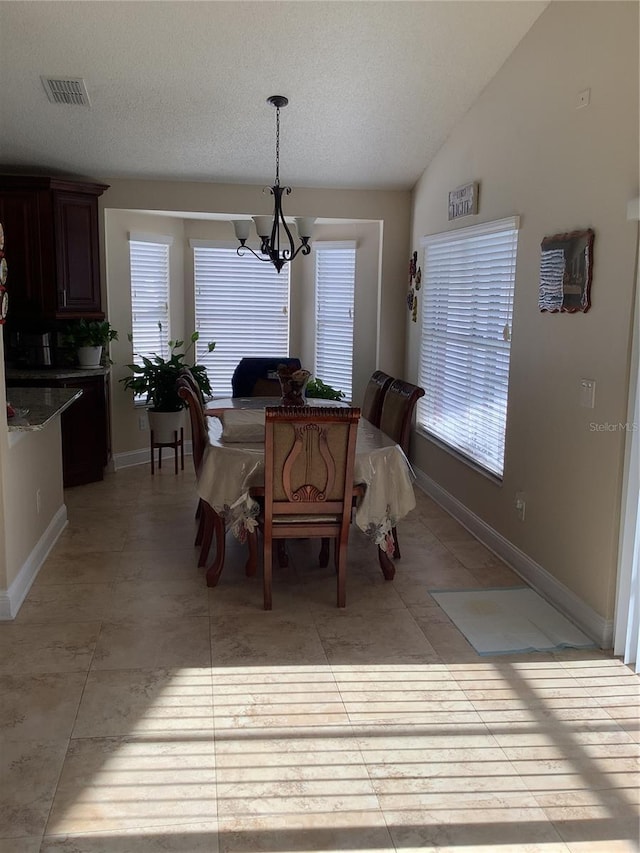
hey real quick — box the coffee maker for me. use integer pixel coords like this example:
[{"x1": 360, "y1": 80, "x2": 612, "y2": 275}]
[{"x1": 7, "y1": 330, "x2": 53, "y2": 367}]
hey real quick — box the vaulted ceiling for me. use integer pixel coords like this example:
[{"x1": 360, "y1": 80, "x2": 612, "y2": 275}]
[{"x1": 0, "y1": 1, "x2": 548, "y2": 190}]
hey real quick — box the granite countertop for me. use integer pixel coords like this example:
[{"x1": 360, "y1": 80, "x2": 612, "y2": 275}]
[
  {"x1": 6, "y1": 366, "x2": 109, "y2": 380},
  {"x1": 6, "y1": 387, "x2": 83, "y2": 432}
]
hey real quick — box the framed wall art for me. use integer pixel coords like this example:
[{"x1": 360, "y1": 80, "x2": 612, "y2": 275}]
[{"x1": 539, "y1": 228, "x2": 595, "y2": 313}]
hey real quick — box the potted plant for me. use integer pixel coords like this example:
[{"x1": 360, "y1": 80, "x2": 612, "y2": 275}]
[
  {"x1": 63, "y1": 319, "x2": 118, "y2": 368},
  {"x1": 306, "y1": 377, "x2": 346, "y2": 401},
  {"x1": 120, "y1": 331, "x2": 215, "y2": 442}
]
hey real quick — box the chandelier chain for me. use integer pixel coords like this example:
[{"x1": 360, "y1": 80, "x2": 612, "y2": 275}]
[{"x1": 275, "y1": 106, "x2": 280, "y2": 186}]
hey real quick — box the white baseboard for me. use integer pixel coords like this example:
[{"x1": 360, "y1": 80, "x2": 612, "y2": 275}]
[
  {"x1": 113, "y1": 442, "x2": 193, "y2": 470},
  {"x1": 0, "y1": 505, "x2": 68, "y2": 620},
  {"x1": 413, "y1": 466, "x2": 613, "y2": 649}
]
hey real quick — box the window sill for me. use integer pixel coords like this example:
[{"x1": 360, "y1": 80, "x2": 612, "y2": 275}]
[{"x1": 415, "y1": 425, "x2": 503, "y2": 486}]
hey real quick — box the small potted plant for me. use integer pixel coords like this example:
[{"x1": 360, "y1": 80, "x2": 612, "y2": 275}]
[
  {"x1": 63, "y1": 319, "x2": 118, "y2": 368},
  {"x1": 120, "y1": 331, "x2": 215, "y2": 442}
]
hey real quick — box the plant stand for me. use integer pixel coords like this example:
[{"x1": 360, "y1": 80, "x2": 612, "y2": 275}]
[{"x1": 150, "y1": 427, "x2": 184, "y2": 475}]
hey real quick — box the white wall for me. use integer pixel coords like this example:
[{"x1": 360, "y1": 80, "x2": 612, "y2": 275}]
[{"x1": 407, "y1": 1, "x2": 639, "y2": 622}]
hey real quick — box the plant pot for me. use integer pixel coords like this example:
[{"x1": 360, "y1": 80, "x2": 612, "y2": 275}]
[
  {"x1": 148, "y1": 408, "x2": 184, "y2": 444},
  {"x1": 77, "y1": 345, "x2": 102, "y2": 368}
]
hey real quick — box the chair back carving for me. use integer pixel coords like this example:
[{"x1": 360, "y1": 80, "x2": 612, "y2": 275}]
[
  {"x1": 379, "y1": 379, "x2": 425, "y2": 455},
  {"x1": 176, "y1": 377, "x2": 209, "y2": 474},
  {"x1": 361, "y1": 370, "x2": 394, "y2": 427},
  {"x1": 281, "y1": 422, "x2": 338, "y2": 503},
  {"x1": 266, "y1": 407, "x2": 359, "y2": 516}
]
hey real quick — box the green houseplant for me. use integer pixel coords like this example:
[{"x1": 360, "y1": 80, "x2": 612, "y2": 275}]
[
  {"x1": 63, "y1": 319, "x2": 119, "y2": 367},
  {"x1": 306, "y1": 377, "x2": 346, "y2": 401},
  {"x1": 121, "y1": 331, "x2": 215, "y2": 413}
]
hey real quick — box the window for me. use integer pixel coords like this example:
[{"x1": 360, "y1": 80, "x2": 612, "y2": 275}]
[
  {"x1": 128, "y1": 234, "x2": 171, "y2": 363},
  {"x1": 314, "y1": 242, "x2": 356, "y2": 400},
  {"x1": 417, "y1": 216, "x2": 520, "y2": 478},
  {"x1": 192, "y1": 243, "x2": 290, "y2": 397}
]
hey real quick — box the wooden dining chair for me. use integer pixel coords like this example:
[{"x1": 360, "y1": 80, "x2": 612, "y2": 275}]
[
  {"x1": 178, "y1": 367, "x2": 206, "y2": 407},
  {"x1": 231, "y1": 357, "x2": 302, "y2": 397},
  {"x1": 378, "y1": 378, "x2": 425, "y2": 558},
  {"x1": 177, "y1": 377, "x2": 218, "y2": 568},
  {"x1": 379, "y1": 379, "x2": 425, "y2": 458},
  {"x1": 361, "y1": 370, "x2": 394, "y2": 427},
  {"x1": 260, "y1": 406, "x2": 361, "y2": 610}
]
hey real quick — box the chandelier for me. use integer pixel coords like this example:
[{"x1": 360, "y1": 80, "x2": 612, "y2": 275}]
[{"x1": 232, "y1": 96, "x2": 315, "y2": 273}]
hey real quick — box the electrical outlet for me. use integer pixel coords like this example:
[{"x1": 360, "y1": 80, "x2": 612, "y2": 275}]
[
  {"x1": 515, "y1": 491, "x2": 526, "y2": 521},
  {"x1": 36, "y1": 489, "x2": 41, "y2": 515}
]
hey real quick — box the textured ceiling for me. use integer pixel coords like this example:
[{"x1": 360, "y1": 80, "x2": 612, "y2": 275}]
[{"x1": 0, "y1": 1, "x2": 548, "y2": 191}]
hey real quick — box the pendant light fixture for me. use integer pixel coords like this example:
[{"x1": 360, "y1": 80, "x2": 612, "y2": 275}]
[{"x1": 232, "y1": 96, "x2": 315, "y2": 273}]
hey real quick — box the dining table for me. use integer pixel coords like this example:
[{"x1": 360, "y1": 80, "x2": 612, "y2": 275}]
[{"x1": 197, "y1": 397, "x2": 417, "y2": 585}]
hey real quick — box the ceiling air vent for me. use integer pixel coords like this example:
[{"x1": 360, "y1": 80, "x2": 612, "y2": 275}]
[{"x1": 41, "y1": 76, "x2": 91, "y2": 107}]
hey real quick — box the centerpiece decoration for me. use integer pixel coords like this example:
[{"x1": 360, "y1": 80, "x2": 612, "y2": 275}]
[{"x1": 277, "y1": 364, "x2": 311, "y2": 406}]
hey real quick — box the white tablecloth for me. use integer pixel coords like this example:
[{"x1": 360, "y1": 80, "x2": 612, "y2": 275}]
[{"x1": 197, "y1": 409, "x2": 416, "y2": 554}]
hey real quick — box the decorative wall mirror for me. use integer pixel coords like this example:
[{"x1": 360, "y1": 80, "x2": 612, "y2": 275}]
[{"x1": 539, "y1": 228, "x2": 595, "y2": 313}]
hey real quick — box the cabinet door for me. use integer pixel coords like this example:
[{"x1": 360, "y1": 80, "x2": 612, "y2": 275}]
[
  {"x1": 0, "y1": 191, "x2": 51, "y2": 323},
  {"x1": 53, "y1": 192, "x2": 102, "y2": 317},
  {"x1": 60, "y1": 376, "x2": 108, "y2": 486}
]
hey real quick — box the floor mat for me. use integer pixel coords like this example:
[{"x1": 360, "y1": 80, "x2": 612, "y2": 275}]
[{"x1": 430, "y1": 587, "x2": 595, "y2": 655}]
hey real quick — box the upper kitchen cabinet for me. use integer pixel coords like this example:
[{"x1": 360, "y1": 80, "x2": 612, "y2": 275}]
[{"x1": 0, "y1": 175, "x2": 109, "y2": 324}]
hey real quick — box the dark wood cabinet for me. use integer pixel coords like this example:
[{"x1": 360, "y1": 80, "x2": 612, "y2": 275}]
[
  {"x1": 0, "y1": 176, "x2": 109, "y2": 325},
  {"x1": 59, "y1": 374, "x2": 110, "y2": 487},
  {"x1": 6, "y1": 371, "x2": 111, "y2": 487},
  {"x1": 0, "y1": 189, "x2": 49, "y2": 320}
]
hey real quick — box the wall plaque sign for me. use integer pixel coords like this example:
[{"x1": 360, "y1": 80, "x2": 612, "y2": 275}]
[{"x1": 448, "y1": 182, "x2": 479, "y2": 221}]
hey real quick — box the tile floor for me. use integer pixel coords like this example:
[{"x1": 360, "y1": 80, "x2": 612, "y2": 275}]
[{"x1": 0, "y1": 464, "x2": 638, "y2": 852}]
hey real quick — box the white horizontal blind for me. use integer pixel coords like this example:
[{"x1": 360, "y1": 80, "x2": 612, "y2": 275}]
[
  {"x1": 192, "y1": 245, "x2": 290, "y2": 397},
  {"x1": 128, "y1": 237, "x2": 170, "y2": 362},
  {"x1": 314, "y1": 243, "x2": 356, "y2": 400},
  {"x1": 418, "y1": 217, "x2": 519, "y2": 477}
]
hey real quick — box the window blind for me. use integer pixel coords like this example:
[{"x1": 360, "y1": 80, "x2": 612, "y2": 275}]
[
  {"x1": 192, "y1": 244, "x2": 290, "y2": 397},
  {"x1": 418, "y1": 216, "x2": 520, "y2": 478},
  {"x1": 314, "y1": 243, "x2": 356, "y2": 401},
  {"x1": 128, "y1": 236, "x2": 171, "y2": 362}
]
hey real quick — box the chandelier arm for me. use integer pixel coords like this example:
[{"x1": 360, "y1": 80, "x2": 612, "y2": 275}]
[
  {"x1": 236, "y1": 243, "x2": 277, "y2": 264},
  {"x1": 272, "y1": 185, "x2": 296, "y2": 261}
]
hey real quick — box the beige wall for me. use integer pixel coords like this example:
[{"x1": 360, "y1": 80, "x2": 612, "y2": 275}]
[
  {"x1": 3, "y1": 422, "x2": 64, "y2": 587},
  {"x1": 0, "y1": 292, "x2": 65, "y2": 607},
  {"x1": 0, "y1": 324, "x2": 64, "y2": 593},
  {"x1": 102, "y1": 182, "x2": 409, "y2": 454},
  {"x1": 407, "y1": 1, "x2": 639, "y2": 620}
]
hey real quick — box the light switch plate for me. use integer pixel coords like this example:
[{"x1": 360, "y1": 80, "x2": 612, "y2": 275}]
[{"x1": 580, "y1": 378, "x2": 596, "y2": 408}]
